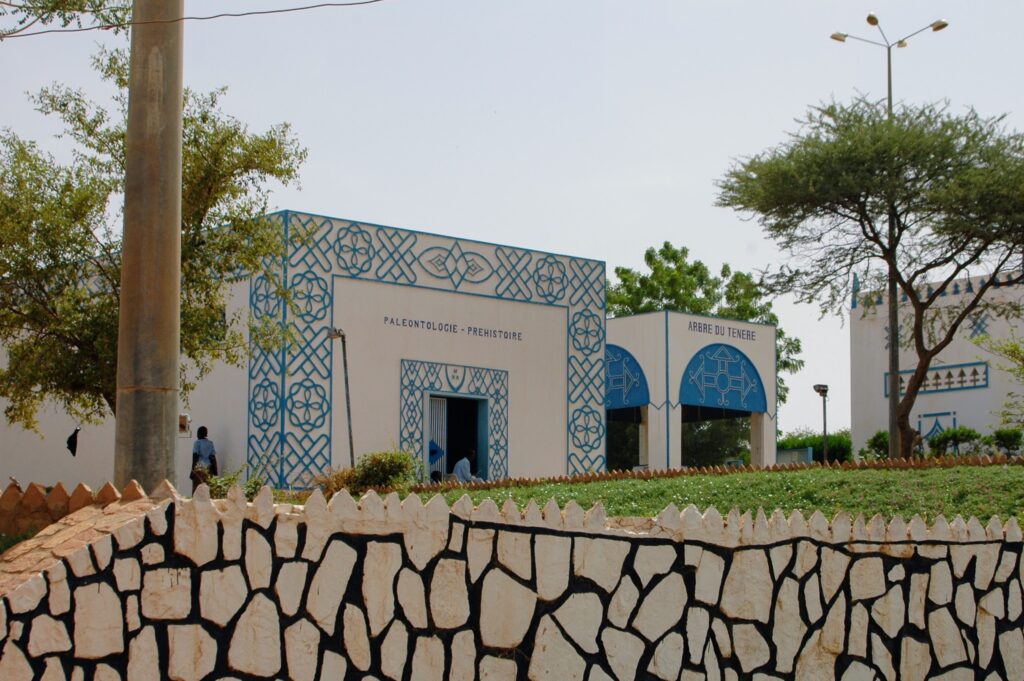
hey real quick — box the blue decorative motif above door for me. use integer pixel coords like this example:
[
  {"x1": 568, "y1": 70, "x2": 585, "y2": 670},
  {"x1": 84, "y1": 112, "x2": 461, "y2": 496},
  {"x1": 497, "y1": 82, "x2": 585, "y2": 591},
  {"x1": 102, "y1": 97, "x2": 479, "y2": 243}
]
[
  {"x1": 679, "y1": 343, "x2": 767, "y2": 413},
  {"x1": 605, "y1": 344, "x2": 650, "y2": 410}
]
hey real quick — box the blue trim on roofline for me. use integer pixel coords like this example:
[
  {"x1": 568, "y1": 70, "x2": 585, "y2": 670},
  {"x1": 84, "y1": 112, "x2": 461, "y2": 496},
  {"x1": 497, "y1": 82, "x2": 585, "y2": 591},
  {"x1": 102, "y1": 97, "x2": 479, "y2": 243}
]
[{"x1": 268, "y1": 209, "x2": 605, "y2": 267}]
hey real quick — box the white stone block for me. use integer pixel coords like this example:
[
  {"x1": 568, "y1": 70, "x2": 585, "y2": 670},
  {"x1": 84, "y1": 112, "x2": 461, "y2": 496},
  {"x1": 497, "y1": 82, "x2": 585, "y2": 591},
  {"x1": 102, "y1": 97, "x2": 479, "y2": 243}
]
[
  {"x1": 527, "y1": 615, "x2": 585, "y2": 681},
  {"x1": 168, "y1": 624, "x2": 217, "y2": 681},
  {"x1": 573, "y1": 538, "x2": 630, "y2": 593},
  {"x1": 430, "y1": 559, "x2": 470, "y2": 629},
  {"x1": 397, "y1": 568, "x2": 428, "y2": 629},
  {"x1": 363, "y1": 541, "x2": 402, "y2": 635},
  {"x1": 73, "y1": 582, "x2": 124, "y2": 658},
  {"x1": 733, "y1": 623, "x2": 770, "y2": 673},
  {"x1": 480, "y1": 655, "x2": 517, "y2": 681},
  {"x1": 721, "y1": 550, "x2": 772, "y2": 622},
  {"x1": 632, "y1": 572, "x2": 687, "y2": 642},
  {"x1": 244, "y1": 529, "x2": 272, "y2": 591},
  {"x1": 648, "y1": 631, "x2": 683, "y2": 680},
  {"x1": 535, "y1": 534, "x2": 570, "y2": 602},
  {"x1": 411, "y1": 635, "x2": 444, "y2": 681},
  {"x1": 450, "y1": 630, "x2": 476, "y2": 681},
  {"x1": 228, "y1": 593, "x2": 281, "y2": 677},
  {"x1": 695, "y1": 550, "x2": 725, "y2": 606},
  {"x1": 600, "y1": 627, "x2": 644, "y2": 681},
  {"x1": 142, "y1": 568, "x2": 192, "y2": 620},
  {"x1": 306, "y1": 539, "x2": 357, "y2": 635},
  {"x1": 497, "y1": 530, "x2": 532, "y2": 580},
  {"x1": 929, "y1": 607, "x2": 967, "y2": 668},
  {"x1": 275, "y1": 561, "x2": 309, "y2": 618},
  {"x1": 607, "y1": 575, "x2": 639, "y2": 629},
  {"x1": 343, "y1": 604, "x2": 371, "y2": 672},
  {"x1": 553, "y1": 592, "x2": 602, "y2": 654},
  {"x1": 633, "y1": 545, "x2": 676, "y2": 588},
  {"x1": 380, "y1": 620, "x2": 408, "y2": 681},
  {"x1": 480, "y1": 569, "x2": 537, "y2": 648},
  {"x1": 27, "y1": 615, "x2": 71, "y2": 657}
]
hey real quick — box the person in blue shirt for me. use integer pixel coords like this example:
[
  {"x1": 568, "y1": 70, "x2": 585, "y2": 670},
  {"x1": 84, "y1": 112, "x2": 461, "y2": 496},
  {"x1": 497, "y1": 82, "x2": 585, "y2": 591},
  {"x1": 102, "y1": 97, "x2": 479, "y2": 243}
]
[{"x1": 190, "y1": 426, "x2": 219, "y2": 493}]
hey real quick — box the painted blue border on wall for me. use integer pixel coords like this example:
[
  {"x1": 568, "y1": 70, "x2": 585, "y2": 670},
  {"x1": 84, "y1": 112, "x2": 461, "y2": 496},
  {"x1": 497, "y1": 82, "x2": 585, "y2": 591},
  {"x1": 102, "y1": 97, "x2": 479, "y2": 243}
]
[
  {"x1": 883, "y1": 361, "x2": 989, "y2": 397},
  {"x1": 247, "y1": 210, "x2": 606, "y2": 487}
]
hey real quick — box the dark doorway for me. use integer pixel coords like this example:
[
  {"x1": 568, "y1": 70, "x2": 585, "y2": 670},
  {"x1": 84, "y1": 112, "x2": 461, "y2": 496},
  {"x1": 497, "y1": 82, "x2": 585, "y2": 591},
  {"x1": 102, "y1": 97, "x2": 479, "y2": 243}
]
[
  {"x1": 444, "y1": 396, "x2": 487, "y2": 479},
  {"x1": 680, "y1": 405, "x2": 750, "y2": 467},
  {"x1": 607, "y1": 407, "x2": 643, "y2": 471}
]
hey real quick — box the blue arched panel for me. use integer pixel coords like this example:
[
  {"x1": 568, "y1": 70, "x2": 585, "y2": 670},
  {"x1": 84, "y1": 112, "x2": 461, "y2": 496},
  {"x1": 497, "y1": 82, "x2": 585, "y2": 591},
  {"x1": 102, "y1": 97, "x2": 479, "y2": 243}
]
[
  {"x1": 679, "y1": 343, "x2": 767, "y2": 413},
  {"x1": 605, "y1": 344, "x2": 650, "y2": 410}
]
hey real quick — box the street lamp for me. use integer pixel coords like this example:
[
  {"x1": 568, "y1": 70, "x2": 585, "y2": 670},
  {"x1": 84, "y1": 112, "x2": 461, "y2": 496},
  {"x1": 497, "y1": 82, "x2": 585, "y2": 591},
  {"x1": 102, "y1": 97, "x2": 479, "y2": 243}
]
[
  {"x1": 830, "y1": 14, "x2": 948, "y2": 459},
  {"x1": 813, "y1": 384, "x2": 829, "y2": 464},
  {"x1": 328, "y1": 327, "x2": 356, "y2": 468}
]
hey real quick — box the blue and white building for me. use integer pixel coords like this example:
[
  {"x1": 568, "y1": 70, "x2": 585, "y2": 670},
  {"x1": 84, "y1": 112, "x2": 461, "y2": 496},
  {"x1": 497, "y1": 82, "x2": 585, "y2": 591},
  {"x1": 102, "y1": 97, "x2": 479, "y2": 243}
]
[{"x1": 1, "y1": 211, "x2": 780, "y2": 489}]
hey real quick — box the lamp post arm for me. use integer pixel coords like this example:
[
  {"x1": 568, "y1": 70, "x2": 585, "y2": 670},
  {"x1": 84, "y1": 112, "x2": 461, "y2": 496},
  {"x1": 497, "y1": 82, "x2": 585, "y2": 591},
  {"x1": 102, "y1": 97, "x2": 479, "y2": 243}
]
[
  {"x1": 896, "y1": 24, "x2": 937, "y2": 44},
  {"x1": 841, "y1": 33, "x2": 889, "y2": 48}
]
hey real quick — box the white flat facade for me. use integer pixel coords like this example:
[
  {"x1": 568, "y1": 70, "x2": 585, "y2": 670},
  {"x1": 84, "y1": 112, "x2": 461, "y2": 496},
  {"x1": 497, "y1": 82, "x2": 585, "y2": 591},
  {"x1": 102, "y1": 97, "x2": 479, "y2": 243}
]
[
  {"x1": 607, "y1": 311, "x2": 778, "y2": 468},
  {"x1": 850, "y1": 272, "x2": 1023, "y2": 454}
]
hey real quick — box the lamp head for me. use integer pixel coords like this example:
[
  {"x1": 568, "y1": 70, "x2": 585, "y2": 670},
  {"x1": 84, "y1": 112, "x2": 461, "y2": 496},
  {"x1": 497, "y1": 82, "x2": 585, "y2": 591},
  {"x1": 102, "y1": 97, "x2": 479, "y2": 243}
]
[
  {"x1": 897, "y1": 40, "x2": 908, "y2": 48},
  {"x1": 830, "y1": 32, "x2": 848, "y2": 43},
  {"x1": 813, "y1": 384, "x2": 829, "y2": 397},
  {"x1": 931, "y1": 19, "x2": 949, "y2": 31},
  {"x1": 866, "y1": 13, "x2": 879, "y2": 26}
]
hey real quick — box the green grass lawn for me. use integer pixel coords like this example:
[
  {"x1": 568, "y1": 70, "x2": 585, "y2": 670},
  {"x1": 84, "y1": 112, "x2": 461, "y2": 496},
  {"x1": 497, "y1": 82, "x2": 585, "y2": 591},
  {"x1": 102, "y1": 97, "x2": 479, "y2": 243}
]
[{"x1": 421, "y1": 464, "x2": 1024, "y2": 522}]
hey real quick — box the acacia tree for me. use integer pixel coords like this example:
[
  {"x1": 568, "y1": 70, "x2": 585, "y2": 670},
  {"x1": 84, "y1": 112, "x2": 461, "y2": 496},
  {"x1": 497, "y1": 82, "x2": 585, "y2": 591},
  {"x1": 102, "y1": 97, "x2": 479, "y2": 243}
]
[
  {"x1": 718, "y1": 98, "x2": 1024, "y2": 457},
  {"x1": 607, "y1": 242, "x2": 804, "y2": 466},
  {"x1": 0, "y1": 49, "x2": 305, "y2": 429}
]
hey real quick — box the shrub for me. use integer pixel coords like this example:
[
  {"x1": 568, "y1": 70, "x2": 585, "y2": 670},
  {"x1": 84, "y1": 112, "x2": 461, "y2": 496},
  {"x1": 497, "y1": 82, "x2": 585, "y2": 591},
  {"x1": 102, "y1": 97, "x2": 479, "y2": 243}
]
[
  {"x1": 777, "y1": 428, "x2": 853, "y2": 463},
  {"x1": 927, "y1": 426, "x2": 982, "y2": 456},
  {"x1": 313, "y1": 448, "x2": 420, "y2": 498},
  {"x1": 862, "y1": 430, "x2": 889, "y2": 460},
  {"x1": 204, "y1": 468, "x2": 266, "y2": 501},
  {"x1": 992, "y1": 427, "x2": 1023, "y2": 455}
]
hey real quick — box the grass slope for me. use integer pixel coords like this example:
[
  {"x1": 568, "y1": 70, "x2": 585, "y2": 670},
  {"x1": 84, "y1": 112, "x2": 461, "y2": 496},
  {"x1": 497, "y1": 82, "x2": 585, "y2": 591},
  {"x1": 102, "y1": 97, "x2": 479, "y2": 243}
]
[{"x1": 425, "y1": 465, "x2": 1024, "y2": 521}]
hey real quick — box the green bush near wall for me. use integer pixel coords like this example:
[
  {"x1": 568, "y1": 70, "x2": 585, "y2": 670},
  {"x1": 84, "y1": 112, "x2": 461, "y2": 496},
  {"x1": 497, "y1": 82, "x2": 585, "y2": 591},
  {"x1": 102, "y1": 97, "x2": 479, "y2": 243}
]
[{"x1": 777, "y1": 428, "x2": 852, "y2": 463}]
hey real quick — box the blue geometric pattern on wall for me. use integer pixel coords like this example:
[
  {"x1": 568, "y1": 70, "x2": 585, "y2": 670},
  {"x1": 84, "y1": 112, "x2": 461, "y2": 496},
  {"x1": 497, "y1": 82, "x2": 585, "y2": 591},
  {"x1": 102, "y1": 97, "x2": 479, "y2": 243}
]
[
  {"x1": 679, "y1": 343, "x2": 767, "y2": 413},
  {"x1": 570, "y1": 309, "x2": 604, "y2": 355},
  {"x1": 418, "y1": 241, "x2": 494, "y2": 290},
  {"x1": 533, "y1": 256, "x2": 568, "y2": 303},
  {"x1": 605, "y1": 344, "x2": 650, "y2": 410},
  {"x1": 917, "y1": 411, "x2": 957, "y2": 441},
  {"x1": 250, "y1": 275, "x2": 282, "y2": 320},
  {"x1": 399, "y1": 360, "x2": 509, "y2": 480},
  {"x1": 247, "y1": 211, "x2": 606, "y2": 487},
  {"x1": 968, "y1": 312, "x2": 990, "y2": 339},
  {"x1": 494, "y1": 247, "x2": 534, "y2": 301},
  {"x1": 376, "y1": 228, "x2": 419, "y2": 284},
  {"x1": 333, "y1": 224, "x2": 376, "y2": 276},
  {"x1": 883, "y1": 362, "x2": 989, "y2": 398}
]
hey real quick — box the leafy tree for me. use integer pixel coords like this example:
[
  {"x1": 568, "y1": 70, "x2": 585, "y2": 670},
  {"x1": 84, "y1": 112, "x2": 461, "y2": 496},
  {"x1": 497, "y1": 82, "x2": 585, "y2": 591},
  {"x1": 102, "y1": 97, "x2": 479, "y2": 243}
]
[
  {"x1": 0, "y1": 49, "x2": 305, "y2": 429},
  {"x1": 718, "y1": 98, "x2": 1024, "y2": 457},
  {"x1": 1, "y1": 1, "x2": 128, "y2": 39},
  {"x1": 607, "y1": 242, "x2": 803, "y2": 467},
  {"x1": 607, "y1": 241, "x2": 804, "y2": 402}
]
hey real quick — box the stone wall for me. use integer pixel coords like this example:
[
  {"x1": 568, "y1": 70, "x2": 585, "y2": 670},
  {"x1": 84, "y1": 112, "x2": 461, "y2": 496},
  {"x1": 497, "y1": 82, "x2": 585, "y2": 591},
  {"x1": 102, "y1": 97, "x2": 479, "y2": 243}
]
[
  {"x1": 0, "y1": 481, "x2": 136, "y2": 537},
  {"x1": 0, "y1": 483, "x2": 1022, "y2": 680}
]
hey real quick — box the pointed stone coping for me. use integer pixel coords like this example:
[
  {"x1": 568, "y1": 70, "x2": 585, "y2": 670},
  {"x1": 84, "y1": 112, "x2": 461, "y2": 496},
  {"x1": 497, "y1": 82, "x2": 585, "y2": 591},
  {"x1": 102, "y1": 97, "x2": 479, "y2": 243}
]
[{"x1": 3, "y1": 478, "x2": 1019, "y2": 602}]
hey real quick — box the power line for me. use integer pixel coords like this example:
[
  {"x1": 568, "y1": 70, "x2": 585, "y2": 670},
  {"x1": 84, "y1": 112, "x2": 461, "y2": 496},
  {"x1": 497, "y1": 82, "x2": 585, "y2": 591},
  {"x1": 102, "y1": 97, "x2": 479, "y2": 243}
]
[{"x1": 1, "y1": 0, "x2": 388, "y2": 40}]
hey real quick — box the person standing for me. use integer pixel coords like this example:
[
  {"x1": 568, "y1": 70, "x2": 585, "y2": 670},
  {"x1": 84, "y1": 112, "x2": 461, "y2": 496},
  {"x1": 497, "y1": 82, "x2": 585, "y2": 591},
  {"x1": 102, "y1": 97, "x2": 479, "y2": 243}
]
[{"x1": 190, "y1": 426, "x2": 219, "y2": 493}]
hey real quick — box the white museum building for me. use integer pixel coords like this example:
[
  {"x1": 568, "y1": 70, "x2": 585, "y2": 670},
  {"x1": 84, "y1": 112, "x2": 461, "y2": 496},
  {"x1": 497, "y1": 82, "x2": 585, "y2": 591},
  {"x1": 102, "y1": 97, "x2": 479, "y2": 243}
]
[
  {"x1": 0, "y1": 211, "x2": 778, "y2": 490},
  {"x1": 850, "y1": 270, "x2": 1023, "y2": 454}
]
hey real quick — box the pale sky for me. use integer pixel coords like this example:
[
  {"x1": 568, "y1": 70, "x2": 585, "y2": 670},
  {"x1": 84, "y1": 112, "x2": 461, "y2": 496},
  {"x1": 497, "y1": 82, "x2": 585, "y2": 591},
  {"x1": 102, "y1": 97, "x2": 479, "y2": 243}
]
[{"x1": 4, "y1": 1, "x2": 1023, "y2": 434}]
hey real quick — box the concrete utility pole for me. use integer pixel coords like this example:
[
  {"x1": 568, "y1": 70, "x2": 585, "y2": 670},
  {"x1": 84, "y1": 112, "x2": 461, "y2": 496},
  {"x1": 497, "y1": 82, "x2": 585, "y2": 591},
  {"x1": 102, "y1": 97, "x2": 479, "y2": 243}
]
[{"x1": 114, "y1": 0, "x2": 185, "y2": 490}]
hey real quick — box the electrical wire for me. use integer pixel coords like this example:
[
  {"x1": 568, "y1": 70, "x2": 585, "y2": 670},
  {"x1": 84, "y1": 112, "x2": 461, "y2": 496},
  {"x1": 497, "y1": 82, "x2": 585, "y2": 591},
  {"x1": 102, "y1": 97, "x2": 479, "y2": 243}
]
[{"x1": 1, "y1": 0, "x2": 388, "y2": 40}]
